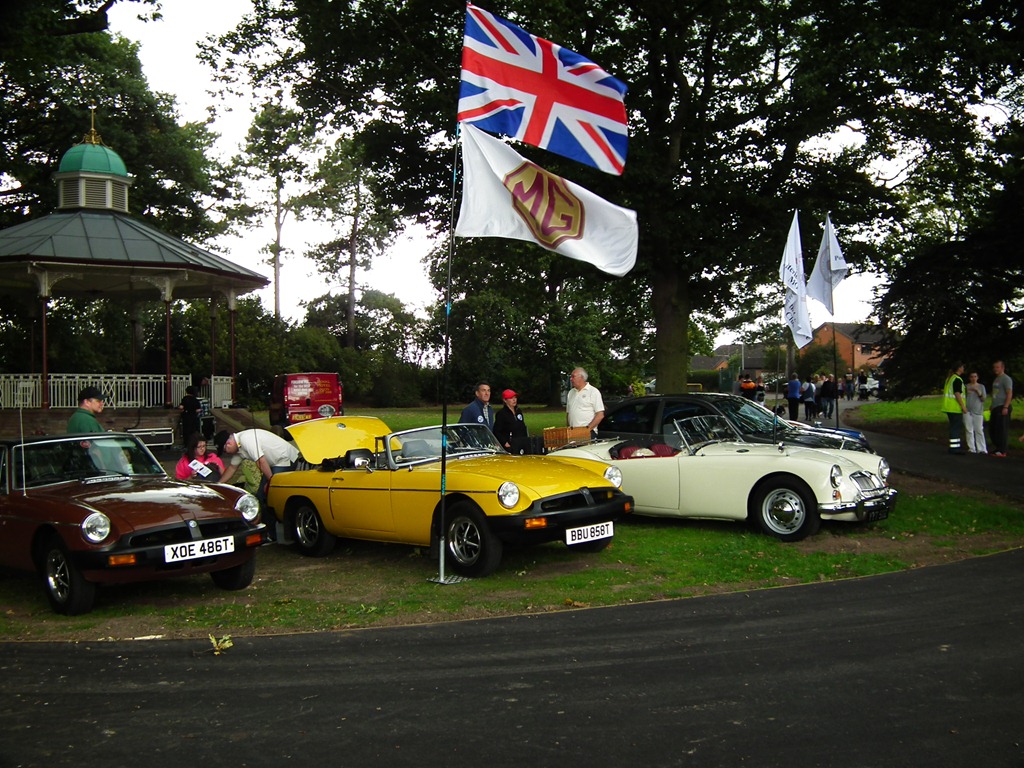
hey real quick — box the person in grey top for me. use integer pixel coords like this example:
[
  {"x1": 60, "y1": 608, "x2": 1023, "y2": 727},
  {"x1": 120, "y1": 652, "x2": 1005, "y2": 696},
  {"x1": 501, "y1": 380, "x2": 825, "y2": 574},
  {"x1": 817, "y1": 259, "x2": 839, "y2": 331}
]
[
  {"x1": 989, "y1": 360, "x2": 1014, "y2": 457},
  {"x1": 964, "y1": 371, "x2": 987, "y2": 454}
]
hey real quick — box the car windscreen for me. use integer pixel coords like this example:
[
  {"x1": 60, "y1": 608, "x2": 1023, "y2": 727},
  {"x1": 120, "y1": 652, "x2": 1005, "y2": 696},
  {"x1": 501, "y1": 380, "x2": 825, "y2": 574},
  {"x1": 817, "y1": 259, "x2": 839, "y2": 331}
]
[
  {"x1": 712, "y1": 396, "x2": 795, "y2": 437},
  {"x1": 672, "y1": 415, "x2": 741, "y2": 453},
  {"x1": 389, "y1": 423, "x2": 504, "y2": 467},
  {"x1": 12, "y1": 435, "x2": 165, "y2": 489}
]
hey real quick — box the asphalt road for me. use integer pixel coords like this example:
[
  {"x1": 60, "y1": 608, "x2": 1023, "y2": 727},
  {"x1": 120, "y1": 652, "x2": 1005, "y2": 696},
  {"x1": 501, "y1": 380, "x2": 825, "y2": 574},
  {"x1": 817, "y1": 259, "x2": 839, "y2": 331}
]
[{"x1": 2, "y1": 548, "x2": 1022, "y2": 768}]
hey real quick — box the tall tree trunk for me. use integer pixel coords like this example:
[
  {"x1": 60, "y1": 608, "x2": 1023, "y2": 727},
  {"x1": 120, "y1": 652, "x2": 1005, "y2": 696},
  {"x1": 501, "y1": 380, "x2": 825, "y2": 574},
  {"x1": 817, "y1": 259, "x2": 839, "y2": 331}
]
[
  {"x1": 652, "y1": 270, "x2": 691, "y2": 393},
  {"x1": 273, "y1": 179, "x2": 285, "y2": 320},
  {"x1": 346, "y1": 179, "x2": 362, "y2": 349}
]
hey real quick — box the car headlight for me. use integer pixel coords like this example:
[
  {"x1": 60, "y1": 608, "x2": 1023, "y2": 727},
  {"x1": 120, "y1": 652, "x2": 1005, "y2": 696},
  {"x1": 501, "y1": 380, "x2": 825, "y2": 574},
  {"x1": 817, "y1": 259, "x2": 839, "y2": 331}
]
[
  {"x1": 829, "y1": 465, "x2": 843, "y2": 488},
  {"x1": 236, "y1": 493, "x2": 261, "y2": 522},
  {"x1": 877, "y1": 457, "x2": 890, "y2": 482},
  {"x1": 604, "y1": 466, "x2": 623, "y2": 488},
  {"x1": 81, "y1": 512, "x2": 111, "y2": 543},
  {"x1": 497, "y1": 481, "x2": 520, "y2": 509}
]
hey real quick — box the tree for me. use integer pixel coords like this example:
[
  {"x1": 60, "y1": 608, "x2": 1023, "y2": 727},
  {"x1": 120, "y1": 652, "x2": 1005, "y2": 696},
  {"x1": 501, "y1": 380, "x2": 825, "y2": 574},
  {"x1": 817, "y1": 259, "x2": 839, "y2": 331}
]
[
  {"x1": 232, "y1": 100, "x2": 321, "y2": 319},
  {"x1": 0, "y1": 0, "x2": 234, "y2": 238},
  {"x1": 209, "y1": 0, "x2": 1024, "y2": 394},
  {"x1": 303, "y1": 290, "x2": 428, "y2": 403},
  {"x1": 877, "y1": 121, "x2": 1024, "y2": 398},
  {"x1": 303, "y1": 140, "x2": 403, "y2": 347}
]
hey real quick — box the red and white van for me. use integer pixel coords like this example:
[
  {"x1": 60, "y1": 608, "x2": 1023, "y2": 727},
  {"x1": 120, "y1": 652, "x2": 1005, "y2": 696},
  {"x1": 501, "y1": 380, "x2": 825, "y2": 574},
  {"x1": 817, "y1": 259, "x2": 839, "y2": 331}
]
[{"x1": 270, "y1": 373, "x2": 344, "y2": 426}]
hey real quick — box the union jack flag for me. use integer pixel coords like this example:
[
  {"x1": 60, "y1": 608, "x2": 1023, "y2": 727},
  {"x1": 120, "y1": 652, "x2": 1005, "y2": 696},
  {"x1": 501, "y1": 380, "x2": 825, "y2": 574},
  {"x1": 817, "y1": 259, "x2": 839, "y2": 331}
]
[{"x1": 458, "y1": 3, "x2": 629, "y2": 175}]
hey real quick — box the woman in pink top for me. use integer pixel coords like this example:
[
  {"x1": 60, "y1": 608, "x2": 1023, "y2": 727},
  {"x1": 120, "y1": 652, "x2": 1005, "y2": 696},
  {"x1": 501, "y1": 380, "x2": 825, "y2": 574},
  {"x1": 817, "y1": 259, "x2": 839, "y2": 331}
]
[{"x1": 174, "y1": 432, "x2": 226, "y2": 482}]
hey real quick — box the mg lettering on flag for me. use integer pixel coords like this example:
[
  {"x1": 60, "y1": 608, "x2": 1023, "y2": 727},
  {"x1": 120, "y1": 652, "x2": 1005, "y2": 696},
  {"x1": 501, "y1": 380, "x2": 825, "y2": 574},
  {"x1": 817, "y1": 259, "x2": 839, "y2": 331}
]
[{"x1": 503, "y1": 162, "x2": 585, "y2": 249}]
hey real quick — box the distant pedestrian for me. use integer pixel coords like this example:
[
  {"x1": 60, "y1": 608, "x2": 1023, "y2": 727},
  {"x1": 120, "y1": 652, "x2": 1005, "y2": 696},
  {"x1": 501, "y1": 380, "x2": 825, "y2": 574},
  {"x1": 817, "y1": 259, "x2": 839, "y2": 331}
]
[
  {"x1": 786, "y1": 373, "x2": 801, "y2": 421},
  {"x1": 178, "y1": 385, "x2": 202, "y2": 444},
  {"x1": 739, "y1": 372, "x2": 756, "y2": 400},
  {"x1": 964, "y1": 372, "x2": 987, "y2": 454},
  {"x1": 989, "y1": 360, "x2": 1013, "y2": 457},
  {"x1": 801, "y1": 376, "x2": 816, "y2": 420},
  {"x1": 820, "y1": 375, "x2": 836, "y2": 419},
  {"x1": 940, "y1": 362, "x2": 967, "y2": 454}
]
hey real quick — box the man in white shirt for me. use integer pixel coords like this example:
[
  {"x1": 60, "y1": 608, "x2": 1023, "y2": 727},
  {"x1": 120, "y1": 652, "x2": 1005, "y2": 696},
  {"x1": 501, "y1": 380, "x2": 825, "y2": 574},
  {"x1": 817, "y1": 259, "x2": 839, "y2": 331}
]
[
  {"x1": 566, "y1": 367, "x2": 605, "y2": 436},
  {"x1": 214, "y1": 428, "x2": 299, "y2": 540},
  {"x1": 215, "y1": 428, "x2": 299, "y2": 484}
]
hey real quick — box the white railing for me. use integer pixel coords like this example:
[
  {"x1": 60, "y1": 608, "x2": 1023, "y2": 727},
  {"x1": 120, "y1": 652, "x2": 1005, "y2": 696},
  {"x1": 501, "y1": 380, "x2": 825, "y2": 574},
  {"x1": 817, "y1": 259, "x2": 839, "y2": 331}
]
[{"x1": 0, "y1": 374, "x2": 234, "y2": 409}]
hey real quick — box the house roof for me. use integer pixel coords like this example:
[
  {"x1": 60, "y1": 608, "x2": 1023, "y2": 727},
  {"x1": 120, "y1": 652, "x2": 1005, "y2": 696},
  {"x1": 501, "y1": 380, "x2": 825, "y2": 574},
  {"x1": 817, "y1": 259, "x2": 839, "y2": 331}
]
[
  {"x1": 821, "y1": 322, "x2": 884, "y2": 344},
  {"x1": 712, "y1": 343, "x2": 770, "y2": 370}
]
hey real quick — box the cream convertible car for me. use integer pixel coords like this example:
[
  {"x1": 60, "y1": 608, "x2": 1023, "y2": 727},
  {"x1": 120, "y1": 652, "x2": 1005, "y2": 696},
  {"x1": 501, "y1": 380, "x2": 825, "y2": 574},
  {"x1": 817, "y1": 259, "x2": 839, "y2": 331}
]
[
  {"x1": 550, "y1": 415, "x2": 896, "y2": 541},
  {"x1": 265, "y1": 417, "x2": 633, "y2": 577}
]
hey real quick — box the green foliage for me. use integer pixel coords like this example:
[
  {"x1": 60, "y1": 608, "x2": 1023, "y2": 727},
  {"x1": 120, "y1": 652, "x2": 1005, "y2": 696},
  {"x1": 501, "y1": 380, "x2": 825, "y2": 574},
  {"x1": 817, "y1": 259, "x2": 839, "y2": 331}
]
[
  {"x1": 797, "y1": 342, "x2": 842, "y2": 381},
  {"x1": 0, "y1": 4, "x2": 233, "y2": 237},
  {"x1": 205, "y1": 0, "x2": 1024, "y2": 400},
  {"x1": 688, "y1": 369, "x2": 724, "y2": 393},
  {"x1": 877, "y1": 125, "x2": 1024, "y2": 398}
]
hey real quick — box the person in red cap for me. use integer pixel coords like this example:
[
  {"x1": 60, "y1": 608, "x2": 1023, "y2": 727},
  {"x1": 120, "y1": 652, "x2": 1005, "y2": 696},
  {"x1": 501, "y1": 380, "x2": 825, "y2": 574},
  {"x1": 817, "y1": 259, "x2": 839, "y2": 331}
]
[{"x1": 493, "y1": 388, "x2": 530, "y2": 454}]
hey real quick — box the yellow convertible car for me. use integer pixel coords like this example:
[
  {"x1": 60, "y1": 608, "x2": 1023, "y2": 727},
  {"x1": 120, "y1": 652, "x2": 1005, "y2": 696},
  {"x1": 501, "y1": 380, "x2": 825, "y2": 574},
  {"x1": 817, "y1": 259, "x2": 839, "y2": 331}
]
[{"x1": 265, "y1": 417, "x2": 633, "y2": 577}]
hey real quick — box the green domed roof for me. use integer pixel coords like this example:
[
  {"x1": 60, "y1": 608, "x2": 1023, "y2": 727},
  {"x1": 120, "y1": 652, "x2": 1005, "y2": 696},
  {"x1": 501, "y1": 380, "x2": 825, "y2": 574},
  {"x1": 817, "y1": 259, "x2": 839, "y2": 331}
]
[{"x1": 58, "y1": 142, "x2": 129, "y2": 177}]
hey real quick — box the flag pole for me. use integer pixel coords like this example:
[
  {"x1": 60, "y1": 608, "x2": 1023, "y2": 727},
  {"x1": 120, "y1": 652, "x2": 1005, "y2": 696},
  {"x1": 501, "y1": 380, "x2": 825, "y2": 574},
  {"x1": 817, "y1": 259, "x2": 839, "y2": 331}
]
[
  {"x1": 826, "y1": 212, "x2": 839, "y2": 430},
  {"x1": 430, "y1": 123, "x2": 466, "y2": 585}
]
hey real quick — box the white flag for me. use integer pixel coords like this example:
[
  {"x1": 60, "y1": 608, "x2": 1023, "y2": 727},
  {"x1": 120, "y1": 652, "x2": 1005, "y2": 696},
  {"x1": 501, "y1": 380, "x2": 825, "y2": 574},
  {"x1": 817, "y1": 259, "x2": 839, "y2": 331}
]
[
  {"x1": 455, "y1": 123, "x2": 637, "y2": 277},
  {"x1": 778, "y1": 210, "x2": 813, "y2": 348},
  {"x1": 806, "y1": 213, "x2": 848, "y2": 315}
]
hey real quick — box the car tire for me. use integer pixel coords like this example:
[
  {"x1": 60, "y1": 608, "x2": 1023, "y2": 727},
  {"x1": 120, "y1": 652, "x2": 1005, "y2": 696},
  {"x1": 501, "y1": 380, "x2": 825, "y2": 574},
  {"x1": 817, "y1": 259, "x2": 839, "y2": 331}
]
[
  {"x1": 751, "y1": 479, "x2": 820, "y2": 541},
  {"x1": 210, "y1": 556, "x2": 256, "y2": 590},
  {"x1": 445, "y1": 504, "x2": 502, "y2": 577},
  {"x1": 291, "y1": 503, "x2": 337, "y2": 557},
  {"x1": 41, "y1": 536, "x2": 96, "y2": 615}
]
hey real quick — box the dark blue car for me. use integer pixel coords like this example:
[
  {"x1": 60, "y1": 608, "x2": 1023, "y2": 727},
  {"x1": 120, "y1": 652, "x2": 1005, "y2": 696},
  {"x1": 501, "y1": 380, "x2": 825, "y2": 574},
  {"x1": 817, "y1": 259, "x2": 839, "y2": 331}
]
[{"x1": 600, "y1": 393, "x2": 872, "y2": 453}]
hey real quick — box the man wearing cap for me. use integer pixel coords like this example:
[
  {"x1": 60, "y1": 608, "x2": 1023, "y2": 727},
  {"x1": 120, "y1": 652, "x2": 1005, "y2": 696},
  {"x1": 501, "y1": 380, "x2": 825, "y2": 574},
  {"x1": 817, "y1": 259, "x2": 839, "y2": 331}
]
[
  {"x1": 68, "y1": 387, "x2": 131, "y2": 473},
  {"x1": 493, "y1": 389, "x2": 530, "y2": 454},
  {"x1": 68, "y1": 386, "x2": 106, "y2": 433}
]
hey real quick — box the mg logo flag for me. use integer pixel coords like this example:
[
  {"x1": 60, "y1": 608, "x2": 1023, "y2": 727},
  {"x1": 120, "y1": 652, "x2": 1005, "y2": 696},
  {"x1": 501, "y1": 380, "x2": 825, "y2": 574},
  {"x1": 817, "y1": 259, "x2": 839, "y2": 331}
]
[{"x1": 455, "y1": 124, "x2": 636, "y2": 277}]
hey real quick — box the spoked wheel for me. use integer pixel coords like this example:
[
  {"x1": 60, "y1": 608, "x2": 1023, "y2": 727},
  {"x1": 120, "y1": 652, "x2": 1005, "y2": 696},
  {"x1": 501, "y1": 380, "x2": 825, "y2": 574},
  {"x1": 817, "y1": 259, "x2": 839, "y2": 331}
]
[
  {"x1": 291, "y1": 503, "x2": 337, "y2": 557},
  {"x1": 751, "y1": 479, "x2": 820, "y2": 541},
  {"x1": 41, "y1": 537, "x2": 96, "y2": 615},
  {"x1": 445, "y1": 504, "x2": 502, "y2": 577}
]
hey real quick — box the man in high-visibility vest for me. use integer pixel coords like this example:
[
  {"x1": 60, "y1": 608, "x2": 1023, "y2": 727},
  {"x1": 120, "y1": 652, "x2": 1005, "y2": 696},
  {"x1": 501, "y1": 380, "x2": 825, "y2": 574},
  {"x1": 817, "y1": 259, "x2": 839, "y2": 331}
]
[{"x1": 940, "y1": 362, "x2": 967, "y2": 454}]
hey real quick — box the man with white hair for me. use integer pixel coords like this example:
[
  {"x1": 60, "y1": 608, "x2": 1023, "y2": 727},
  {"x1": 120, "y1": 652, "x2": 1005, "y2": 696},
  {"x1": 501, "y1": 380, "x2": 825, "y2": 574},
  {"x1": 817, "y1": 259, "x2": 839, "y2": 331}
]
[{"x1": 566, "y1": 367, "x2": 605, "y2": 436}]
